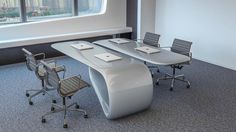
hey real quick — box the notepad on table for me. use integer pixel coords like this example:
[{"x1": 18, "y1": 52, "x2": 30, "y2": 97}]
[
  {"x1": 135, "y1": 46, "x2": 161, "y2": 54},
  {"x1": 94, "y1": 53, "x2": 122, "y2": 62},
  {"x1": 71, "y1": 43, "x2": 94, "y2": 50},
  {"x1": 109, "y1": 38, "x2": 130, "y2": 44}
]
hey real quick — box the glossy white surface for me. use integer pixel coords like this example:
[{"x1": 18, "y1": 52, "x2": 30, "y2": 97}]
[
  {"x1": 52, "y1": 41, "x2": 153, "y2": 119},
  {"x1": 94, "y1": 39, "x2": 190, "y2": 65}
]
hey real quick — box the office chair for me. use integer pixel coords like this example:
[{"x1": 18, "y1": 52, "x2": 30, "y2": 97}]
[
  {"x1": 40, "y1": 60, "x2": 90, "y2": 128},
  {"x1": 156, "y1": 38, "x2": 192, "y2": 91},
  {"x1": 22, "y1": 48, "x2": 64, "y2": 105},
  {"x1": 140, "y1": 32, "x2": 161, "y2": 76}
]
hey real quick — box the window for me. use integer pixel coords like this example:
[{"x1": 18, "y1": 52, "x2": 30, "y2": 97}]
[
  {"x1": 0, "y1": 0, "x2": 20, "y2": 25},
  {"x1": 78, "y1": 0, "x2": 103, "y2": 16},
  {"x1": 0, "y1": 0, "x2": 106, "y2": 26},
  {"x1": 26, "y1": 0, "x2": 72, "y2": 21}
]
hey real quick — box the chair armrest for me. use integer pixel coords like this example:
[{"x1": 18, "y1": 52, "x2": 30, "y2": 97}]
[
  {"x1": 134, "y1": 39, "x2": 143, "y2": 41},
  {"x1": 178, "y1": 51, "x2": 192, "y2": 57},
  {"x1": 44, "y1": 59, "x2": 57, "y2": 67},
  {"x1": 55, "y1": 65, "x2": 66, "y2": 79},
  {"x1": 59, "y1": 74, "x2": 81, "y2": 84},
  {"x1": 55, "y1": 65, "x2": 66, "y2": 72},
  {"x1": 160, "y1": 46, "x2": 172, "y2": 49},
  {"x1": 178, "y1": 51, "x2": 193, "y2": 64},
  {"x1": 34, "y1": 53, "x2": 45, "y2": 60},
  {"x1": 46, "y1": 59, "x2": 56, "y2": 64},
  {"x1": 134, "y1": 39, "x2": 144, "y2": 42},
  {"x1": 189, "y1": 52, "x2": 192, "y2": 58},
  {"x1": 189, "y1": 52, "x2": 193, "y2": 62}
]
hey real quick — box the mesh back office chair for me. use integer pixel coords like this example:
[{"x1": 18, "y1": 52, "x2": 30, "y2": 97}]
[
  {"x1": 143, "y1": 32, "x2": 161, "y2": 47},
  {"x1": 22, "y1": 48, "x2": 64, "y2": 105},
  {"x1": 156, "y1": 38, "x2": 192, "y2": 91},
  {"x1": 40, "y1": 60, "x2": 90, "y2": 128},
  {"x1": 141, "y1": 32, "x2": 161, "y2": 75}
]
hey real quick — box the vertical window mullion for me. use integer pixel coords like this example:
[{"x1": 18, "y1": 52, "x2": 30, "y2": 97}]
[
  {"x1": 72, "y1": 0, "x2": 79, "y2": 16},
  {"x1": 19, "y1": 0, "x2": 27, "y2": 22}
]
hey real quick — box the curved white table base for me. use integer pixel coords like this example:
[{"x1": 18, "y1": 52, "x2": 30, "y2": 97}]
[
  {"x1": 51, "y1": 41, "x2": 153, "y2": 119},
  {"x1": 89, "y1": 64, "x2": 153, "y2": 119}
]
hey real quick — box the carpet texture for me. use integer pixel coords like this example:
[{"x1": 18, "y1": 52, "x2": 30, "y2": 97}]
[{"x1": 0, "y1": 56, "x2": 235, "y2": 132}]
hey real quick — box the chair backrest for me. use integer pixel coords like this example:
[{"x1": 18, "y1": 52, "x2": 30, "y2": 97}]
[
  {"x1": 22, "y1": 48, "x2": 38, "y2": 71},
  {"x1": 40, "y1": 60, "x2": 60, "y2": 89},
  {"x1": 171, "y1": 38, "x2": 192, "y2": 56},
  {"x1": 143, "y1": 32, "x2": 161, "y2": 47}
]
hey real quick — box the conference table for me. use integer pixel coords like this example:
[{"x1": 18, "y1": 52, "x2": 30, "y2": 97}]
[
  {"x1": 93, "y1": 38, "x2": 190, "y2": 66},
  {"x1": 52, "y1": 39, "x2": 190, "y2": 119},
  {"x1": 52, "y1": 41, "x2": 153, "y2": 119}
]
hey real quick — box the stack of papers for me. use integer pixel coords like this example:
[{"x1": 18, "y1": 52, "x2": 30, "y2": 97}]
[
  {"x1": 109, "y1": 38, "x2": 130, "y2": 44},
  {"x1": 71, "y1": 43, "x2": 94, "y2": 50},
  {"x1": 135, "y1": 46, "x2": 161, "y2": 54},
  {"x1": 94, "y1": 53, "x2": 122, "y2": 62}
]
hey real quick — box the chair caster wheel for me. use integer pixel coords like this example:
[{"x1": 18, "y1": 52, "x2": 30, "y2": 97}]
[
  {"x1": 156, "y1": 82, "x2": 159, "y2": 85},
  {"x1": 75, "y1": 105, "x2": 80, "y2": 109},
  {"x1": 51, "y1": 107, "x2": 55, "y2": 111},
  {"x1": 52, "y1": 100, "x2": 56, "y2": 103},
  {"x1": 169, "y1": 88, "x2": 173, "y2": 91},
  {"x1": 42, "y1": 118, "x2": 46, "y2": 123},
  {"x1": 29, "y1": 101, "x2": 33, "y2": 105},
  {"x1": 26, "y1": 93, "x2": 30, "y2": 97},
  {"x1": 63, "y1": 124, "x2": 68, "y2": 128},
  {"x1": 187, "y1": 84, "x2": 190, "y2": 89},
  {"x1": 84, "y1": 114, "x2": 88, "y2": 118}
]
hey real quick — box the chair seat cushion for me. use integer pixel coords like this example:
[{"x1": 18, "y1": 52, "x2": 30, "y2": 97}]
[{"x1": 60, "y1": 76, "x2": 88, "y2": 96}]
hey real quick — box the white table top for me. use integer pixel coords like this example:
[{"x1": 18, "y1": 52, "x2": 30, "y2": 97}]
[
  {"x1": 51, "y1": 41, "x2": 140, "y2": 71},
  {"x1": 93, "y1": 39, "x2": 190, "y2": 65}
]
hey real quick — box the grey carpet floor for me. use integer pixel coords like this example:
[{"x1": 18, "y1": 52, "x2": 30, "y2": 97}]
[{"x1": 0, "y1": 56, "x2": 236, "y2": 132}]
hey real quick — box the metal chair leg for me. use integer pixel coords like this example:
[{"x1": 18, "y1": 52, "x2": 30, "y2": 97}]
[
  {"x1": 41, "y1": 97, "x2": 88, "y2": 128},
  {"x1": 63, "y1": 98, "x2": 68, "y2": 128},
  {"x1": 157, "y1": 67, "x2": 191, "y2": 91},
  {"x1": 26, "y1": 80, "x2": 57, "y2": 105},
  {"x1": 27, "y1": 89, "x2": 44, "y2": 105}
]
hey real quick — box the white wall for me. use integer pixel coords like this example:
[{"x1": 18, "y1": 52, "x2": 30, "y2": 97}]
[
  {"x1": 138, "y1": 0, "x2": 156, "y2": 39},
  {"x1": 156, "y1": 0, "x2": 236, "y2": 70},
  {"x1": 0, "y1": 0, "x2": 127, "y2": 41}
]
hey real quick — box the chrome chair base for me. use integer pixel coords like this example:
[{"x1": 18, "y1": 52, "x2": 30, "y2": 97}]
[
  {"x1": 41, "y1": 97, "x2": 88, "y2": 128},
  {"x1": 156, "y1": 67, "x2": 190, "y2": 91},
  {"x1": 25, "y1": 81, "x2": 56, "y2": 105}
]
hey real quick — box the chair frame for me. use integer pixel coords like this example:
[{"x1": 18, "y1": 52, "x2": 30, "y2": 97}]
[
  {"x1": 156, "y1": 39, "x2": 192, "y2": 91},
  {"x1": 22, "y1": 48, "x2": 60, "y2": 105},
  {"x1": 40, "y1": 60, "x2": 89, "y2": 128}
]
